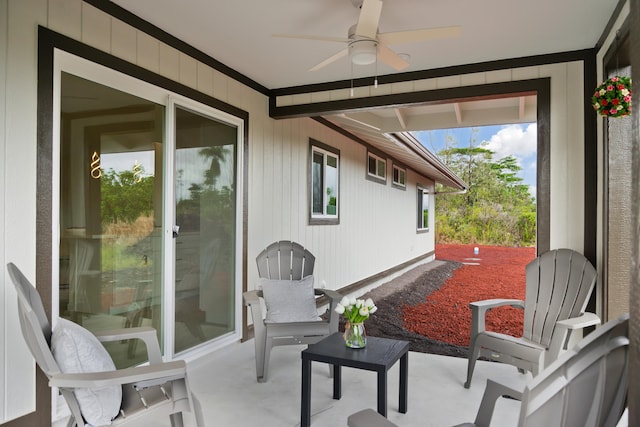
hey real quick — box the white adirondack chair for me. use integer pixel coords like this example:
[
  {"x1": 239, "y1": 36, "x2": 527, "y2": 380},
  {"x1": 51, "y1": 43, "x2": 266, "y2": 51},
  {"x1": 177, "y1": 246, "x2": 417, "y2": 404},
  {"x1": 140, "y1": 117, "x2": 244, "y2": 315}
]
[
  {"x1": 464, "y1": 248, "x2": 600, "y2": 388},
  {"x1": 8, "y1": 262, "x2": 203, "y2": 427},
  {"x1": 243, "y1": 241, "x2": 342, "y2": 382},
  {"x1": 348, "y1": 313, "x2": 629, "y2": 427}
]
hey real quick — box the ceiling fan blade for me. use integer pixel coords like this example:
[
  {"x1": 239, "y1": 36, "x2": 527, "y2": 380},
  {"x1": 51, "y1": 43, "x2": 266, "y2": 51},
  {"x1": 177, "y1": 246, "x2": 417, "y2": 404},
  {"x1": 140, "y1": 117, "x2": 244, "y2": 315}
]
[
  {"x1": 355, "y1": 0, "x2": 383, "y2": 39},
  {"x1": 272, "y1": 33, "x2": 350, "y2": 43},
  {"x1": 378, "y1": 44, "x2": 409, "y2": 70},
  {"x1": 378, "y1": 25, "x2": 462, "y2": 45},
  {"x1": 309, "y1": 48, "x2": 349, "y2": 71}
]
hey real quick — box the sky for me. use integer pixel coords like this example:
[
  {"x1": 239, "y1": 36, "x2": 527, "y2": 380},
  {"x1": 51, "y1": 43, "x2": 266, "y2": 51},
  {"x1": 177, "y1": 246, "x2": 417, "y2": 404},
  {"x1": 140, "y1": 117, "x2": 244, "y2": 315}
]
[{"x1": 413, "y1": 123, "x2": 537, "y2": 197}]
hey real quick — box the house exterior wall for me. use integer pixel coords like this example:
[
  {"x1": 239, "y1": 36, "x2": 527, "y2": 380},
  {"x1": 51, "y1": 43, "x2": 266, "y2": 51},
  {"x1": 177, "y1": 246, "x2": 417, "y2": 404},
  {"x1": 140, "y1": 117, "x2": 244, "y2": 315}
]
[
  {"x1": 1, "y1": 0, "x2": 46, "y2": 422},
  {"x1": 247, "y1": 117, "x2": 436, "y2": 294},
  {"x1": 0, "y1": 0, "x2": 600, "y2": 423},
  {"x1": 0, "y1": 0, "x2": 439, "y2": 422},
  {"x1": 275, "y1": 62, "x2": 588, "y2": 254}
]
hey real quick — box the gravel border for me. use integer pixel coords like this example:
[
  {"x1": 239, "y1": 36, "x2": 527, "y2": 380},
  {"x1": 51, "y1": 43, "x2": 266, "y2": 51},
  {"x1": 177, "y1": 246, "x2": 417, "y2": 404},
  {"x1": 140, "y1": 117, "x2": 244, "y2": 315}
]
[{"x1": 342, "y1": 260, "x2": 470, "y2": 358}]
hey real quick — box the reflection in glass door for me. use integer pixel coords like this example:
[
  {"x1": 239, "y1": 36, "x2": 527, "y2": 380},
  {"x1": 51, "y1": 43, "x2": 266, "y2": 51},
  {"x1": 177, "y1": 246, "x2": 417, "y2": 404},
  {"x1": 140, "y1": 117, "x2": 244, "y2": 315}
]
[
  {"x1": 173, "y1": 106, "x2": 237, "y2": 354},
  {"x1": 58, "y1": 68, "x2": 241, "y2": 365},
  {"x1": 59, "y1": 72, "x2": 164, "y2": 368}
]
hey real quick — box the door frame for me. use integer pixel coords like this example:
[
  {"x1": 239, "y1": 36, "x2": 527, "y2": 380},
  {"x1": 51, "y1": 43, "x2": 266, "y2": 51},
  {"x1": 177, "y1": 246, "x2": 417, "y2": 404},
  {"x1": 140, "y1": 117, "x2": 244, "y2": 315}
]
[
  {"x1": 53, "y1": 49, "x2": 245, "y2": 358},
  {"x1": 36, "y1": 30, "x2": 249, "y2": 423}
]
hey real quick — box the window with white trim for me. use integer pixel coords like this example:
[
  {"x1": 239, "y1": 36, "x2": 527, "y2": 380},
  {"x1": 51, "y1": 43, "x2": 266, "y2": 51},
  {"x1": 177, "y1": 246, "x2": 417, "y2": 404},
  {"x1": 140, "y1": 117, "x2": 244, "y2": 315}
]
[
  {"x1": 310, "y1": 141, "x2": 339, "y2": 223},
  {"x1": 392, "y1": 164, "x2": 406, "y2": 188},
  {"x1": 417, "y1": 186, "x2": 429, "y2": 231},
  {"x1": 367, "y1": 151, "x2": 386, "y2": 183}
]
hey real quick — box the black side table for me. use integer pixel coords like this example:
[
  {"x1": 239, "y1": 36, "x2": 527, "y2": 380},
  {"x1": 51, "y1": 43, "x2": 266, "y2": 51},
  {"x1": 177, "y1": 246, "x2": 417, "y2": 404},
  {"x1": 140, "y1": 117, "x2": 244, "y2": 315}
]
[{"x1": 301, "y1": 332, "x2": 409, "y2": 427}]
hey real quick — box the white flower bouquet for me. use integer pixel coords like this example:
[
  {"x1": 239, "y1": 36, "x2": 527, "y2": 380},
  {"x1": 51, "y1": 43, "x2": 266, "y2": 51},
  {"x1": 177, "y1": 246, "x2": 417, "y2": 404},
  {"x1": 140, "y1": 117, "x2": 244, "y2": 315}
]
[
  {"x1": 335, "y1": 296, "x2": 377, "y2": 348},
  {"x1": 335, "y1": 296, "x2": 377, "y2": 323}
]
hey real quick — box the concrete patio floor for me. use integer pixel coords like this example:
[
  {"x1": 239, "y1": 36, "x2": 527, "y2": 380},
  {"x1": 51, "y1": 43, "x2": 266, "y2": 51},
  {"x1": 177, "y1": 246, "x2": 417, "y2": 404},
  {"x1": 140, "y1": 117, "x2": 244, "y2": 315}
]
[
  {"x1": 130, "y1": 337, "x2": 527, "y2": 427},
  {"x1": 51, "y1": 260, "x2": 529, "y2": 427}
]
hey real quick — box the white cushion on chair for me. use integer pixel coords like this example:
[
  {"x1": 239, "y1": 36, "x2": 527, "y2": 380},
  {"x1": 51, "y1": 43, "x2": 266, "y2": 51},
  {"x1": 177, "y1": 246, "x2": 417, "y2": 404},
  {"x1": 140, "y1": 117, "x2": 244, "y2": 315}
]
[
  {"x1": 52, "y1": 318, "x2": 122, "y2": 426},
  {"x1": 259, "y1": 275, "x2": 321, "y2": 323}
]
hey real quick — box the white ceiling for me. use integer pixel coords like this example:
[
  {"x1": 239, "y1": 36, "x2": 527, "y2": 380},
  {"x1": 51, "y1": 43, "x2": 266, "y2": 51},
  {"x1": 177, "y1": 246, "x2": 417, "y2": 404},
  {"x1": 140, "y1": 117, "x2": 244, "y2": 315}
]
[
  {"x1": 106, "y1": 0, "x2": 618, "y2": 188},
  {"x1": 110, "y1": 0, "x2": 617, "y2": 90}
]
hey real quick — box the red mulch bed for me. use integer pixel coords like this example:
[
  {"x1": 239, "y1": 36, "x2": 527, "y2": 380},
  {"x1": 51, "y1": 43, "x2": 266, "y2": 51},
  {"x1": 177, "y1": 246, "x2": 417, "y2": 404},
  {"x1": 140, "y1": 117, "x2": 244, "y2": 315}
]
[{"x1": 403, "y1": 244, "x2": 536, "y2": 347}]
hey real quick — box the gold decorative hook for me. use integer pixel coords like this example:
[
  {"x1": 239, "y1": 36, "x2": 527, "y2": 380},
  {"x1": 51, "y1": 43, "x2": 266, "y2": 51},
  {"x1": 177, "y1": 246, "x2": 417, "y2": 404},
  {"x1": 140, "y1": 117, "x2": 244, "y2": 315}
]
[
  {"x1": 133, "y1": 160, "x2": 143, "y2": 183},
  {"x1": 90, "y1": 151, "x2": 101, "y2": 179}
]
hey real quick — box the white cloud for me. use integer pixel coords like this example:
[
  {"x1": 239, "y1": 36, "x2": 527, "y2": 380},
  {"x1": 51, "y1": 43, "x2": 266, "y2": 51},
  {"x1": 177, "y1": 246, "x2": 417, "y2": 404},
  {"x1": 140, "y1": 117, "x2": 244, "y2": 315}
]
[{"x1": 482, "y1": 123, "x2": 537, "y2": 161}]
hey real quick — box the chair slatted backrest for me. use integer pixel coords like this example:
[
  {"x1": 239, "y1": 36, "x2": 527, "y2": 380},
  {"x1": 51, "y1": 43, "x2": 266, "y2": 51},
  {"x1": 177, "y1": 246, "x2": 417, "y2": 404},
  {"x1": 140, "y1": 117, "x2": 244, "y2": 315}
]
[
  {"x1": 520, "y1": 314, "x2": 629, "y2": 427},
  {"x1": 7, "y1": 263, "x2": 61, "y2": 377},
  {"x1": 256, "y1": 241, "x2": 315, "y2": 280},
  {"x1": 523, "y1": 249, "x2": 596, "y2": 347}
]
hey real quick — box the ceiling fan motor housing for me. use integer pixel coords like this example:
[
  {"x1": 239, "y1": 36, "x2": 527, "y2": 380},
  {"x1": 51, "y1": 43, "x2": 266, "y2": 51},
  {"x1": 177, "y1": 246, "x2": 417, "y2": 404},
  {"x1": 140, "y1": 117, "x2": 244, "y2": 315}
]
[{"x1": 349, "y1": 39, "x2": 378, "y2": 65}]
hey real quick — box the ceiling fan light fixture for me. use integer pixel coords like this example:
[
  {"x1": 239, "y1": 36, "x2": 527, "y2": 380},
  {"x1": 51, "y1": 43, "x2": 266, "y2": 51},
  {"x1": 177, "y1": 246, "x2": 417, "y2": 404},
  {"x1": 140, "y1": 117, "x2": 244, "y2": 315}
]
[{"x1": 349, "y1": 39, "x2": 378, "y2": 65}]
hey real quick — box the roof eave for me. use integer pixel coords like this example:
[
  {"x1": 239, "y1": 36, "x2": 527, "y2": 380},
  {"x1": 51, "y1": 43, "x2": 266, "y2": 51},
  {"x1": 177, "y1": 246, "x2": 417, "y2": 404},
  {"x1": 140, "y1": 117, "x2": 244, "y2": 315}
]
[{"x1": 389, "y1": 132, "x2": 468, "y2": 191}]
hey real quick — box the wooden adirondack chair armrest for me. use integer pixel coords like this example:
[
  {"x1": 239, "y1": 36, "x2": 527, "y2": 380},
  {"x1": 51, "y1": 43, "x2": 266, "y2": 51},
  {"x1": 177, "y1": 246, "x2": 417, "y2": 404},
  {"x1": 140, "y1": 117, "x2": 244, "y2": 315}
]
[
  {"x1": 95, "y1": 327, "x2": 162, "y2": 364},
  {"x1": 472, "y1": 378, "x2": 524, "y2": 427},
  {"x1": 469, "y1": 299, "x2": 525, "y2": 335},
  {"x1": 50, "y1": 360, "x2": 187, "y2": 389}
]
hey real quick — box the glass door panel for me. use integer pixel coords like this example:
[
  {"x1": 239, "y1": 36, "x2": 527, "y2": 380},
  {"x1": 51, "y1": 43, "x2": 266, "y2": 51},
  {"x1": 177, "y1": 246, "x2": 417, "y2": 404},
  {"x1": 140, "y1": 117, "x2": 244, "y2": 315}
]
[
  {"x1": 174, "y1": 106, "x2": 237, "y2": 354},
  {"x1": 59, "y1": 72, "x2": 165, "y2": 368}
]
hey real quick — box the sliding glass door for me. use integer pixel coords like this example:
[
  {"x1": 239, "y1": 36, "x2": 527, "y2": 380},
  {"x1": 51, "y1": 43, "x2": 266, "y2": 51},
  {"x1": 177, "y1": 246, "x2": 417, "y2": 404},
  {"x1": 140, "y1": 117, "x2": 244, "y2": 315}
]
[
  {"x1": 173, "y1": 106, "x2": 237, "y2": 354},
  {"x1": 56, "y1": 54, "x2": 242, "y2": 366},
  {"x1": 59, "y1": 72, "x2": 165, "y2": 367}
]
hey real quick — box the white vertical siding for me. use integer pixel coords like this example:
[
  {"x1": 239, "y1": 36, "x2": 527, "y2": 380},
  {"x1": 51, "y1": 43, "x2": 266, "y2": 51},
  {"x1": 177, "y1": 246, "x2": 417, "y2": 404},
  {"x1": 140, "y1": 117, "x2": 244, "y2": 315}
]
[
  {"x1": 159, "y1": 42, "x2": 180, "y2": 82},
  {"x1": 0, "y1": 2, "x2": 7, "y2": 421},
  {"x1": 276, "y1": 62, "x2": 589, "y2": 256},
  {"x1": 110, "y1": 19, "x2": 136, "y2": 64},
  {"x1": 0, "y1": 0, "x2": 595, "y2": 423},
  {"x1": 81, "y1": 2, "x2": 110, "y2": 52},
  {"x1": 48, "y1": 0, "x2": 82, "y2": 39},
  {"x1": 136, "y1": 31, "x2": 160, "y2": 74},
  {"x1": 2, "y1": 0, "x2": 47, "y2": 422}
]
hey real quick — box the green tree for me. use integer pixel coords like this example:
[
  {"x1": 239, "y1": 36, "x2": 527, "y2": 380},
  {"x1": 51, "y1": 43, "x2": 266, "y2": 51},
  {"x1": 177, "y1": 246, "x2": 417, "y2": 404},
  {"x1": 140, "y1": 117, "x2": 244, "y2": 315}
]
[
  {"x1": 199, "y1": 145, "x2": 228, "y2": 187},
  {"x1": 100, "y1": 168, "x2": 154, "y2": 226},
  {"x1": 434, "y1": 129, "x2": 536, "y2": 246}
]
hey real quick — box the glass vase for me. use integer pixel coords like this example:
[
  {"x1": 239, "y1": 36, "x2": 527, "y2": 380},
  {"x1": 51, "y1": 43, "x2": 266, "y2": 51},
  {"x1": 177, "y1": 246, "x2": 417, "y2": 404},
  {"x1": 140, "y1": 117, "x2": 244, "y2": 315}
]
[{"x1": 344, "y1": 321, "x2": 367, "y2": 348}]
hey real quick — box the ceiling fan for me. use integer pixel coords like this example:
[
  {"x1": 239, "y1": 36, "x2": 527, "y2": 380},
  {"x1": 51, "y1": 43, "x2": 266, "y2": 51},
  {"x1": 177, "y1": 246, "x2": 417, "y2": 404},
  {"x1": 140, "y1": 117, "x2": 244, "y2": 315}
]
[{"x1": 274, "y1": 0, "x2": 461, "y2": 72}]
